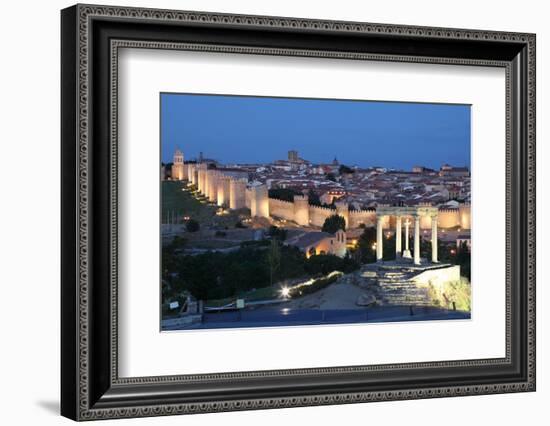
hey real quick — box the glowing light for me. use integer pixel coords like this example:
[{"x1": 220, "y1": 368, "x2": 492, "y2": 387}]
[
  {"x1": 280, "y1": 287, "x2": 290, "y2": 298},
  {"x1": 450, "y1": 249, "x2": 456, "y2": 255},
  {"x1": 371, "y1": 243, "x2": 377, "y2": 251}
]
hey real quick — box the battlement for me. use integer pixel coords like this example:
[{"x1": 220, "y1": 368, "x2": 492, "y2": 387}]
[
  {"x1": 309, "y1": 204, "x2": 336, "y2": 212},
  {"x1": 268, "y1": 197, "x2": 294, "y2": 206},
  {"x1": 349, "y1": 208, "x2": 377, "y2": 215},
  {"x1": 228, "y1": 176, "x2": 247, "y2": 184},
  {"x1": 178, "y1": 142, "x2": 470, "y2": 231}
]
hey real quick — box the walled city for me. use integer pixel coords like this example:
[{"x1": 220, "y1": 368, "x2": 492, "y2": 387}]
[{"x1": 165, "y1": 148, "x2": 471, "y2": 232}]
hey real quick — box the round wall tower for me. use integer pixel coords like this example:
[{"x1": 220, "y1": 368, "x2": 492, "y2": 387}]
[
  {"x1": 459, "y1": 203, "x2": 471, "y2": 230},
  {"x1": 250, "y1": 184, "x2": 269, "y2": 218},
  {"x1": 293, "y1": 195, "x2": 310, "y2": 227},
  {"x1": 335, "y1": 201, "x2": 349, "y2": 229},
  {"x1": 229, "y1": 178, "x2": 247, "y2": 210},
  {"x1": 217, "y1": 175, "x2": 231, "y2": 207}
]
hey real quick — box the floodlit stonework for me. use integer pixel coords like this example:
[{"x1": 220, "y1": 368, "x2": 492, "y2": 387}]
[
  {"x1": 173, "y1": 149, "x2": 471, "y2": 232},
  {"x1": 376, "y1": 205, "x2": 439, "y2": 265},
  {"x1": 171, "y1": 149, "x2": 186, "y2": 180}
]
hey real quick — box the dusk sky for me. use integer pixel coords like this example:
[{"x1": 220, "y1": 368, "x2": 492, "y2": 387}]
[{"x1": 161, "y1": 93, "x2": 470, "y2": 170}]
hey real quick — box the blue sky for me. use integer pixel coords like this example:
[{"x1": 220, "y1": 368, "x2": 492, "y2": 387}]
[{"x1": 161, "y1": 93, "x2": 470, "y2": 170}]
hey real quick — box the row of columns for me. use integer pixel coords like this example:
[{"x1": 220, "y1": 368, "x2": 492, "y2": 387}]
[{"x1": 376, "y1": 214, "x2": 438, "y2": 265}]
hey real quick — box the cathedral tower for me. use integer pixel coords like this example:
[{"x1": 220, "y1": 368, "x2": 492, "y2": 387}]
[{"x1": 171, "y1": 148, "x2": 185, "y2": 181}]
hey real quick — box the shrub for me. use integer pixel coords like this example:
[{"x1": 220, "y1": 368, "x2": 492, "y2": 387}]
[
  {"x1": 186, "y1": 219, "x2": 200, "y2": 232},
  {"x1": 288, "y1": 272, "x2": 342, "y2": 298},
  {"x1": 322, "y1": 214, "x2": 346, "y2": 233},
  {"x1": 267, "y1": 225, "x2": 287, "y2": 241}
]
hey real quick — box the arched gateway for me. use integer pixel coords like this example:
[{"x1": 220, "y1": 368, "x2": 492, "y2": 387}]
[{"x1": 376, "y1": 206, "x2": 439, "y2": 265}]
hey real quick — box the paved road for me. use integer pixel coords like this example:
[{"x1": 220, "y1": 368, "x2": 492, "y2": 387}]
[{"x1": 162, "y1": 306, "x2": 470, "y2": 331}]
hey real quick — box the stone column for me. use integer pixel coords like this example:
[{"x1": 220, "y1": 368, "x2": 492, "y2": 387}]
[
  {"x1": 402, "y1": 219, "x2": 412, "y2": 259},
  {"x1": 431, "y1": 215, "x2": 438, "y2": 263},
  {"x1": 395, "y1": 216, "x2": 402, "y2": 257},
  {"x1": 414, "y1": 215, "x2": 421, "y2": 265},
  {"x1": 376, "y1": 216, "x2": 384, "y2": 261}
]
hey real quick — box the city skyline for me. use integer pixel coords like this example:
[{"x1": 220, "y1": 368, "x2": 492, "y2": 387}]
[{"x1": 161, "y1": 93, "x2": 471, "y2": 170}]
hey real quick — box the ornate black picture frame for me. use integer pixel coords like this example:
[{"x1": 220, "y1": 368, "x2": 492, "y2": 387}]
[{"x1": 61, "y1": 4, "x2": 536, "y2": 421}]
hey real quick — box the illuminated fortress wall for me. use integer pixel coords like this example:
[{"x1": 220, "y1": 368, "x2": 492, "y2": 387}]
[
  {"x1": 293, "y1": 195, "x2": 310, "y2": 226},
  {"x1": 249, "y1": 185, "x2": 270, "y2": 218},
  {"x1": 229, "y1": 178, "x2": 247, "y2": 210},
  {"x1": 268, "y1": 198, "x2": 295, "y2": 221},
  {"x1": 179, "y1": 154, "x2": 470, "y2": 230},
  {"x1": 309, "y1": 205, "x2": 336, "y2": 227},
  {"x1": 437, "y1": 209, "x2": 460, "y2": 228},
  {"x1": 198, "y1": 170, "x2": 472, "y2": 231},
  {"x1": 217, "y1": 175, "x2": 231, "y2": 207},
  {"x1": 349, "y1": 209, "x2": 378, "y2": 229}
]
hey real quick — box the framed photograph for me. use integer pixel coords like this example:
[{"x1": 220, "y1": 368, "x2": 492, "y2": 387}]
[{"x1": 61, "y1": 4, "x2": 536, "y2": 421}]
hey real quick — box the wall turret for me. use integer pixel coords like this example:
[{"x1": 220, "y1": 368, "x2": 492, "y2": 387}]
[
  {"x1": 459, "y1": 203, "x2": 471, "y2": 230},
  {"x1": 197, "y1": 163, "x2": 208, "y2": 195},
  {"x1": 207, "y1": 170, "x2": 219, "y2": 203},
  {"x1": 217, "y1": 175, "x2": 231, "y2": 207},
  {"x1": 229, "y1": 178, "x2": 247, "y2": 210},
  {"x1": 188, "y1": 163, "x2": 197, "y2": 185},
  {"x1": 250, "y1": 184, "x2": 270, "y2": 218},
  {"x1": 335, "y1": 201, "x2": 350, "y2": 229},
  {"x1": 293, "y1": 194, "x2": 310, "y2": 226}
]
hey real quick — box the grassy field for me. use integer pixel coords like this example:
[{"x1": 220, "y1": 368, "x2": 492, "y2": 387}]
[
  {"x1": 162, "y1": 181, "x2": 244, "y2": 229},
  {"x1": 205, "y1": 286, "x2": 281, "y2": 308},
  {"x1": 162, "y1": 181, "x2": 216, "y2": 223}
]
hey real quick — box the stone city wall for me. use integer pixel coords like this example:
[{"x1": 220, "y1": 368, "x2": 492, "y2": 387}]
[
  {"x1": 229, "y1": 178, "x2": 247, "y2": 210},
  {"x1": 308, "y1": 205, "x2": 336, "y2": 227},
  {"x1": 184, "y1": 163, "x2": 471, "y2": 230},
  {"x1": 268, "y1": 198, "x2": 295, "y2": 221},
  {"x1": 249, "y1": 185, "x2": 270, "y2": 218},
  {"x1": 348, "y1": 209, "x2": 378, "y2": 229}
]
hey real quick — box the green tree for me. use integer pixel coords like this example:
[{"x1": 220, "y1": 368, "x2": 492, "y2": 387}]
[
  {"x1": 356, "y1": 227, "x2": 377, "y2": 264},
  {"x1": 307, "y1": 189, "x2": 322, "y2": 206},
  {"x1": 456, "y1": 240, "x2": 471, "y2": 279},
  {"x1": 267, "y1": 239, "x2": 281, "y2": 287},
  {"x1": 305, "y1": 253, "x2": 359, "y2": 276},
  {"x1": 339, "y1": 164, "x2": 355, "y2": 175},
  {"x1": 268, "y1": 188, "x2": 300, "y2": 202},
  {"x1": 186, "y1": 219, "x2": 200, "y2": 232},
  {"x1": 267, "y1": 225, "x2": 287, "y2": 241},
  {"x1": 322, "y1": 214, "x2": 346, "y2": 233}
]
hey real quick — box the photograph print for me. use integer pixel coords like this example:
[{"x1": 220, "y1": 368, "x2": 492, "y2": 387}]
[{"x1": 160, "y1": 93, "x2": 472, "y2": 331}]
